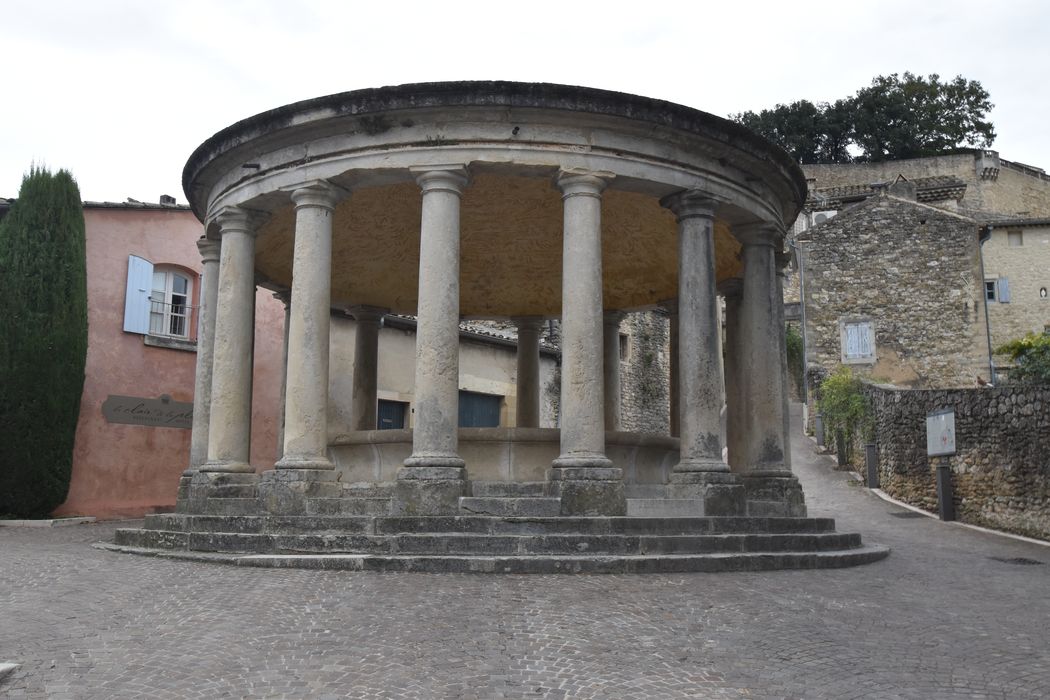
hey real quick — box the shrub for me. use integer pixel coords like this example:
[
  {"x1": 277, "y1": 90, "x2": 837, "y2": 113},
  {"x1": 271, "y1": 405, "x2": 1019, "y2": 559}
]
[
  {"x1": 817, "y1": 366, "x2": 873, "y2": 454},
  {"x1": 996, "y1": 332, "x2": 1050, "y2": 385}
]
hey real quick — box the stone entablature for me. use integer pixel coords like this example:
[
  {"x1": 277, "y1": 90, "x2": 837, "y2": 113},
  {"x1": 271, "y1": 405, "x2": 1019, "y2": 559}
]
[{"x1": 869, "y1": 383, "x2": 1050, "y2": 541}]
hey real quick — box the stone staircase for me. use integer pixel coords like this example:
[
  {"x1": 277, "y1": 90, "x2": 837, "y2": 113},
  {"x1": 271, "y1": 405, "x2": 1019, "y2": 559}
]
[{"x1": 104, "y1": 479, "x2": 890, "y2": 573}]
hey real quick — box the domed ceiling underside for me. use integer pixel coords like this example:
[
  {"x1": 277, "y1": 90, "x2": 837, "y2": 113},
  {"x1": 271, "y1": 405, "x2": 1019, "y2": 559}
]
[{"x1": 254, "y1": 174, "x2": 743, "y2": 317}]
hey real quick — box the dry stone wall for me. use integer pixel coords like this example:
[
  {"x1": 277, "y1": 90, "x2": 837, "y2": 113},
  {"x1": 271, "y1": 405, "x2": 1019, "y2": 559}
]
[{"x1": 869, "y1": 384, "x2": 1050, "y2": 540}]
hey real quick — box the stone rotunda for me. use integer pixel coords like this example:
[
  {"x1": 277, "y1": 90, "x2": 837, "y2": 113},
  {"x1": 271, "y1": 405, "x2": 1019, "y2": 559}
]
[{"x1": 111, "y1": 82, "x2": 888, "y2": 572}]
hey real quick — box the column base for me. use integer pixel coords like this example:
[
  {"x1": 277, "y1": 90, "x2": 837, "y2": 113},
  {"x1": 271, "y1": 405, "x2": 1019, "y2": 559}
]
[
  {"x1": 257, "y1": 468, "x2": 339, "y2": 515},
  {"x1": 393, "y1": 465, "x2": 467, "y2": 516},
  {"x1": 198, "y1": 460, "x2": 254, "y2": 474},
  {"x1": 547, "y1": 464, "x2": 625, "y2": 516},
  {"x1": 275, "y1": 455, "x2": 334, "y2": 470},
  {"x1": 668, "y1": 471, "x2": 745, "y2": 516},
  {"x1": 742, "y1": 474, "x2": 807, "y2": 517},
  {"x1": 183, "y1": 471, "x2": 260, "y2": 514}
]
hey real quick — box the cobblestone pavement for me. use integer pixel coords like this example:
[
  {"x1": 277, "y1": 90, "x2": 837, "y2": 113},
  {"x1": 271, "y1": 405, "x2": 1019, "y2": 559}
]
[{"x1": 3, "y1": 408, "x2": 1049, "y2": 699}]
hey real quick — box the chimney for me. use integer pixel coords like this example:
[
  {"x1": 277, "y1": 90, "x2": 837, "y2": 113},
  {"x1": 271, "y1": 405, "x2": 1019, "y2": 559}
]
[{"x1": 160, "y1": 194, "x2": 177, "y2": 206}]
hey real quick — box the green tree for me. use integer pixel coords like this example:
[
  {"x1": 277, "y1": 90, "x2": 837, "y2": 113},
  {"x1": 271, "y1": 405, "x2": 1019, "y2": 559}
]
[
  {"x1": 996, "y1": 332, "x2": 1050, "y2": 385},
  {"x1": 0, "y1": 167, "x2": 88, "y2": 518},
  {"x1": 817, "y1": 366, "x2": 872, "y2": 448},
  {"x1": 734, "y1": 99, "x2": 853, "y2": 164},
  {"x1": 851, "y1": 73, "x2": 995, "y2": 161},
  {"x1": 732, "y1": 73, "x2": 995, "y2": 164}
]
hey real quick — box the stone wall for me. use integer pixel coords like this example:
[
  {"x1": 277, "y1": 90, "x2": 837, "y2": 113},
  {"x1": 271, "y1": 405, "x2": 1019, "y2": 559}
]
[
  {"x1": 797, "y1": 190, "x2": 989, "y2": 387},
  {"x1": 869, "y1": 383, "x2": 1050, "y2": 541},
  {"x1": 981, "y1": 223, "x2": 1050, "y2": 349},
  {"x1": 619, "y1": 310, "x2": 672, "y2": 434},
  {"x1": 803, "y1": 151, "x2": 1050, "y2": 218}
]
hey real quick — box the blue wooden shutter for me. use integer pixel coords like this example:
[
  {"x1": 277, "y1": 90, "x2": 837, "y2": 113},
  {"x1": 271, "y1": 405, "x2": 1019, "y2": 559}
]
[
  {"x1": 123, "y1": 255, "x2": 154, "y2": 333},
  {"x1": 845, "y1": 324, "x2": 861, "y2": 358},
  {"x1": 858, "y1": 322, "x2": 874, "y2": 357},
  {"x1": 997, "y1": 277, "x2": 1011, "y2": 303}
]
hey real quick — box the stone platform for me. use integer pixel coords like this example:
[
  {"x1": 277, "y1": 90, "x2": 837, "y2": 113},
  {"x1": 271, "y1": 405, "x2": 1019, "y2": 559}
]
[{"x1": 108, "y1": 479, "x2": 888, "y2": 573}]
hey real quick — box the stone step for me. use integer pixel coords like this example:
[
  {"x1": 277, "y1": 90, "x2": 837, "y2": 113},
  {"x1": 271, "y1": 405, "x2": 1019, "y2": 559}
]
[
  {"x1": 202, "y1": 498, "x2": 261, "y2": 516},
  {"x1": 458, "y1": 497, "x2": 561, "y2": 517},
  {"x1": 470, "y1": 481, "x2": 547, "y2": 497},
  {"x1": 305, "y1": 498, "x2": 392, "y2": 516},
  {"x1": 114, "y1": 527, "x2": 862, "y2": 557},
  {"x1": 627, "y1": 498, "x2": 704, "y2": 517},
  {"x1": 341, "y1": 482, "x2": 396, "y2": 498},
  {"x1": 374, "y1": 516, "x2": 838, "y2": 536},
  {"x1": 142, "y1": 514, "x2": 837, "y2": 536},
  {"x1": 101, "y1": 542, "x2": 891, "y2": 574}
]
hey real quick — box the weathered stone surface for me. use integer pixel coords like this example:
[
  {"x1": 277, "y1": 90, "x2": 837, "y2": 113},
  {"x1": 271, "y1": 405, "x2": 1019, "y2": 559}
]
[{"x1": 869, "y1": 383, "x2": 1050, "y2": 540}]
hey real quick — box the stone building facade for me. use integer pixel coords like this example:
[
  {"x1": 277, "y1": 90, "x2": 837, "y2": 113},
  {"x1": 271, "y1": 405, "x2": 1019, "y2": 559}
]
[
  {"x1": 803, "y1": 150, "x2": 1050, "y2": 218},
  {"x1": 796, "y1": 185, "x2": 988, "y2": 387},
  {"x1": 981, "y1": 218, "x2": 1050, "y2": 351},
  {"x1": 869, "y1": 383, "x2": 1050, "y2": 541},
  {"x1": 790, "y1": 150, "x2": 1050, "y2": 389}
]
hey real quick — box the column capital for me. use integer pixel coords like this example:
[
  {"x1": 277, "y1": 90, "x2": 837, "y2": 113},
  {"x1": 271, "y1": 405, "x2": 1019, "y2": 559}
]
[
  {"x1": 733, "y1": 221, "x2": 783, "y2": 247},
  {"x1": 717, "y1": 276, "x2": 744, "y2": 299},
  {"x1": 213, "y1": 206, "x2": 261, "y2": 237},
  {"x1": 511, "y1": 316, "x2": 546, "y2": 334},
  {"x1": 411, "y1": 165, "x2": 470, "y2": 196},
  {"x1": 660, "y1": 190, "x2": 719, "y2": 220},
  {"x1": 555, "y1": 169, "x2": 614, "y2": 199},
  {"x1": 287, "y1": 179, "x2": 347, "y2": 211},
  {"x1": 272, "y1": 289, "x2": 291, "y2": 307},
  {"x1": 196, "y1": 236, "x2": 221, "y2": 264},
  {"x1": 347, "y1": 304, "x2": 387, "y2": 325}
]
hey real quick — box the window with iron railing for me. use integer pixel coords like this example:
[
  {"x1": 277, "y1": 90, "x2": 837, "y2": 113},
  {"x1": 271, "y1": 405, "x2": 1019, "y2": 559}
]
[{"x1": 149, "y1": 269, "x2": 194, "y2": 338}]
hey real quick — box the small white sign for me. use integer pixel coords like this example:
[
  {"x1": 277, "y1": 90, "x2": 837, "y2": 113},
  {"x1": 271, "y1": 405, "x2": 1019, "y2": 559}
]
[{"x1": 926, "y1": 409, "x2": 956, "y2": 457}]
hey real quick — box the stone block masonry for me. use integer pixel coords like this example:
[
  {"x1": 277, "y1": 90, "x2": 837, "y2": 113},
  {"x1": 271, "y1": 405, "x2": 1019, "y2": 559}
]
[{"x1": 869, "y1": 383, "x2": 1050, "y2": 540}]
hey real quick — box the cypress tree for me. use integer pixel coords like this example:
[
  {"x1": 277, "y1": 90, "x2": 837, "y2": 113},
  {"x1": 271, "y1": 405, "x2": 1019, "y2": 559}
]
[{"x1": 0, "y1": 167, "x2": 88, "y2": 518}]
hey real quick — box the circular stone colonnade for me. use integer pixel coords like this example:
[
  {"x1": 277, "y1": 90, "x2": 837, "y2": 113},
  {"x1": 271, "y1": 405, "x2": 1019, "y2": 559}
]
[{"x1": 112, "y1": 82, "x2": 888, "y2": 572}]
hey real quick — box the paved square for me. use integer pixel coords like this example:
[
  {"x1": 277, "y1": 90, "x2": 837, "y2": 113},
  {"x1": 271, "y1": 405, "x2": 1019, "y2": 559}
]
[{"x1": 3, "y1": 412, "x2": 1048, "y2": 699}]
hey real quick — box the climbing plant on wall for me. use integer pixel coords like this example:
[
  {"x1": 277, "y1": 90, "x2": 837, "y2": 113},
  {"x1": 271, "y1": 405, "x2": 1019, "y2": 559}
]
[{"x1": 0, "y1": 167, "x2": 88, "y2": 518}]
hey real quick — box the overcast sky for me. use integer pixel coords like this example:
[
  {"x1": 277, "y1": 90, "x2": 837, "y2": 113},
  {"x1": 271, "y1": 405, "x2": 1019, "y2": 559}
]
[{"x1": 2, "y1": 0, "x2": 1047, "y2": 204}]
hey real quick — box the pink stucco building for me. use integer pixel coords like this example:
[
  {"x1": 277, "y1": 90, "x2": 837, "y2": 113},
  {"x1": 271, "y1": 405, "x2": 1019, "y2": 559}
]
[{"x1": 51, "y1": 198, "x2": 285, "y2": 518}]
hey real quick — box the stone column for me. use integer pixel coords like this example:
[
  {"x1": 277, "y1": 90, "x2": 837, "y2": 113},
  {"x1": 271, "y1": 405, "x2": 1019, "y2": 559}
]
[
  {"x1": 719, "y1": 278, "x2": 745, "y2": 471},
  {"x1": 350, "y1": 305, "x2": 386, "y2": 431},
  {"x1": 276, "y1": 181, "x2": 343, "y2": 470},
  {"x1": 397, "y1": 165, "x2": 470, "y2": 515},
  {"x1": 735, "y1": 223, "x2": 805, "y2": 517},
  {"x1": 199, "y1": 207, "x2": 258, "y2": 474},
  {"x1": 274, "y1": 291, "x2": 291, "y2": 459},
  {"x1": 186, "y1": 237, "x2": 221, "y2": 475},
  {"x1": 661, "y1": 191, "x2": 742, "y2": 515},
  {"x1": 549, "y1": 170, "x2": 624, "y2": 516},
  {"x1": 663, "y1": 301, "x2": 679, "y2": 437},
  {"x1": 603, "y1": 311, "x2": 624, "y2": 432},
  {"x1": 512, "y1": 317, "x2": 544, "y2": 428},
  {"x1": 775, "y1": 251, "x2": 793, "y2": 470}
]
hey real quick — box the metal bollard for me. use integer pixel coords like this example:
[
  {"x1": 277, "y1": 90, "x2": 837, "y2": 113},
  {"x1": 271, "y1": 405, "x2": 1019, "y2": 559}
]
[
  {"x1": 935, "y1": 462, "x2": 955, "y2": 521},
  {"x1": 865, "y1": 443, "x2": 879, "y2": 488},
  {"x1": 835, "y1": 429, "x2": 847, "y2": 467},
  {"x1": 814, "y1": 414, "x2": 825, "y2": 448}
]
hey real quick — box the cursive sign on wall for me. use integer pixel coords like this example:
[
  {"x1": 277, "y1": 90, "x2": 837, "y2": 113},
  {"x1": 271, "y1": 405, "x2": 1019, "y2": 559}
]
[{"x1": 101, "y1": 395, "x2": 193, "y2": 429}]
